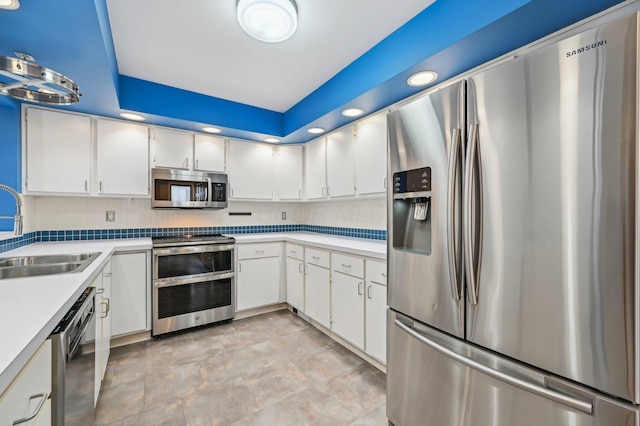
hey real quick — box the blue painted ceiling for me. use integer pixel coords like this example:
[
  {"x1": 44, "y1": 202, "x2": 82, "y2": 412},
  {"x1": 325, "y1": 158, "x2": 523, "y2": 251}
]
[{"x1": 0, "y1": 0, "x2": 626, "y2": 143}]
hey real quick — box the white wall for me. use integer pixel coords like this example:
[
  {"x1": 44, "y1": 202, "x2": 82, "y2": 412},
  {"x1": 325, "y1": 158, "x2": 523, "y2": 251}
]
[{"x1": 24, "y1": 196, "x2": 386, "y2": 232}]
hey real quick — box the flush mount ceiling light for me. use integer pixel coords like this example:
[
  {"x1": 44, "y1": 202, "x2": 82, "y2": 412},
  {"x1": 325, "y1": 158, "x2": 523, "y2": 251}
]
[
  {"x1": 237, "y1": 0, "x2": 298, "y2": 43},
  {"x1": 407, "y1": 70, "x2": 438, "y2": 87},
  {"x1": 120, "y1": 112, "x2": 145, "y2": 121},
  {"x1": 307, "y1": 127, "x2": 325, "y2": 134},
  {"x1": 0, "y1": 52, "x2": 81, "y2": 104},
  {"x1": 0, "y1": 0, "x2": 20, "y2": 10},
  {"x1": 202, "y1": 126, "x2": 222, "y2": 134},
  {"x1": 342, "y1": 108, "x2": 364, "y2": 118},
  {"x1": 264, "y1": 137, "x2": 280, "y2": 143}
]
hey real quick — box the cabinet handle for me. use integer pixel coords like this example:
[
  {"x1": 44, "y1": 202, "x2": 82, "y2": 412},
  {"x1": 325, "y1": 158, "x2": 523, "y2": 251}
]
[
  {"x1": 382, "y1": 272, "x2": 387, "y2": 278},
  {"x1": 99, "y1": 181, "x2": 103, "y2": 192},
  {"x1": 101, "y1": 298, "x2": 110, "y2": 318},
  {"x1": 299, "y1": 189, "x2": 302, "y2": 198},
  {"x1": 312, "y1": 256, "x2": 320, "y2": 260},
  {"x1": 12, "y1": 392, "x2": 48, "y2": 425},
  {"x1": 196, "y1": 159, "x2": 199, "y2": 169},
  {"x1": 327, "y1": 186, "x2": 331, "y2": 196},
  {"x1": 103, "y1": 272, "x2": 112, "y2": 277},
  {"x1": 96, "y1": 288, "x2": 104, "y2": 295},
  {"x1": 255, "y1": 250, "x2": 265, "y2": 254},
  {"x1": 298, "y1": 263, "x2": 303, "y2": 273},
  {"x1": 358, "y1": 282, "x2": 363, "y2": 296},
  {"x1": 341, "y1": 263, "x2": 351, "y2": 269},
  {"x1": 238, "y1": 262, "x2": 241, "y2": 273},
  {"x1": 231, "y1": 187, "x2": 234, "y2": 197},
  {"x1": 84, "y1": 180, "x2": 88, "y2": 192},
  {"x1": 289, "y1": 250, "x2": 297, "y2": 254},
  {"x1": 321, "y1": 187, "x2": 326, "y2": 196},
  {"x1": 367, "y1": 285, "x2": 372, "y2": 299},
  {"x1": 185, "y1": 157, "x2": 189, "y2": 168},
  {"x1": 384, "y1": 177, "x2": 388, "y2": 189}
]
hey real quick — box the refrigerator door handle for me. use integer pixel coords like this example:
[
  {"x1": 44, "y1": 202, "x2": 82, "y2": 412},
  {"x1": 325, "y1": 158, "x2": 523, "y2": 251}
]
[
  {"x1": 447, "y1": 127, "x2": 462, "y2": 301},
  {"x1": 394, "y1": 318, "x2": 594, "y2": 414},
  {"x1": 464, "y1": 123, "x2": 480, "y2": 305}
]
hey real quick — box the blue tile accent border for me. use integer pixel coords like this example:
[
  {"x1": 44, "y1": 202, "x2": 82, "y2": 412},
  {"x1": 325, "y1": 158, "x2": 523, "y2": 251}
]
[{"x1": 0, "y1": 226, "x2": 386, "y2": 254}]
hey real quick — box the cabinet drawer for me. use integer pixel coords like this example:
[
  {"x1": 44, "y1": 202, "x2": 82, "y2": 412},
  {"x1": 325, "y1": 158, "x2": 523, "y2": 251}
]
[
  {"x1": 0, "y1": 340, "x2": 52, "y2": 425},
  {"x1": 332, "y1": 253, "x2": 364, "y2": 278},
  {"x1": 306, "y1": 248, "x2": 330, "y2": 269},
  {"x1": 285, "y1": 243, "x2": 304, "y2": 261},
  {"x1": 237, "y1": 243, "x2": 282, "y2": 260},
  {"x1": 366, "y1": 260, "x2": 387, "y2": 285}
]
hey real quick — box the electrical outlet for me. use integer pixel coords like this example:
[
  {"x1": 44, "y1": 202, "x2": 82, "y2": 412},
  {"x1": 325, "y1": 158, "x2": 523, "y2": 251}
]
[
  {"x1": 281, "y1": 211, "x2": 286, "y2": 220},
  {"x1": 106, "y1": 210, "x2": 116, "y2": 222}
]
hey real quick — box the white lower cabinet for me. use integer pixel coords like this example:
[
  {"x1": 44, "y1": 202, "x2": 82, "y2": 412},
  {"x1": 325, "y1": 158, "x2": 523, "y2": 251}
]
[
  {"x1": 0, "y1": 340, "x2": 52, "y2": 426},
  {"x1": 94, "y1": 261, "x2": 112, "y2": 406},
  {"x1": 111, "y1": 251, "x2": 150, "y2": 336},
  {"x1": 331, "y1": 271, "x2": 365, "y2": 349},
  {"x1": 285, "y1": 256, "x2": 305, "y2": 311},
  {"x1": 364, "y1": 259, "x2": 387, "y2": 363},
  {"x1": 236, "y1": 243, "x2": 283, "y2": 311},
  {"x1": 304, "y1": 248, "x2": 331, "y2": 329}
]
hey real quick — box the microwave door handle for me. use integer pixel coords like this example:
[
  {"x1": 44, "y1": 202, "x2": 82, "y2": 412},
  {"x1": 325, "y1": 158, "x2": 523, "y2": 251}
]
[{"x1": 207, "y1": 178, "x2": 212, "y2": 206}]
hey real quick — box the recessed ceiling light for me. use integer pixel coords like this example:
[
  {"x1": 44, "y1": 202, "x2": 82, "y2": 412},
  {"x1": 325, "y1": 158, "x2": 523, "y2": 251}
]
[
  {"x1": 264, "y1": 137, "x2": 280, "y2": 143},
  {"x1": 120, "y1": 112, "x2": 145, "y2": 121},
  {"x1": 307, "y1": 127, "x2": 325, "y2": 134},
  {"x1": 202, "y1": 126, "x2": 222, "y2": 134},
  {"x1": 342, "y1": 108, "x2": 364, "y2": 118},
  {"x1": 237, "y1": 0, "x2": 298, "y2": 43},
  {"x1": 0, "y1": 0, "x2": 20, "y2": 10},
  {"x1": 407, "y1": 71, "x2": 438, "y2": 87}
]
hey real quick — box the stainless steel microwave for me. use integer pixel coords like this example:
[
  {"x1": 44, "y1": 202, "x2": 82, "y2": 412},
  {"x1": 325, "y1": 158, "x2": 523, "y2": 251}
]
[{"x1": 151, "y1": 168, "x2": 228, "y2": 209}]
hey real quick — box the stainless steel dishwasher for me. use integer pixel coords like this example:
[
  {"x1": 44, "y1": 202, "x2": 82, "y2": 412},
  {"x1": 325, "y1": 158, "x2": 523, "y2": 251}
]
[{"x1": 49, "y1": 286, "x2": 96, "y2": 426}]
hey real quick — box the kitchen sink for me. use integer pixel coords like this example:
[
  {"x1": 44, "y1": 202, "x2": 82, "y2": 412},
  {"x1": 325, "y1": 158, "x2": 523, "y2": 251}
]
[{"x1": 0, "y1": 252, "x2": 100, "y2": 279}]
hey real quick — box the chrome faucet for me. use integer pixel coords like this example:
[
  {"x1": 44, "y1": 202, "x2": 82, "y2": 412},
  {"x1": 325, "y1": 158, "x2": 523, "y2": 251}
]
[{"x1": 0, "y1": 184, "x2": 23, "y2": 236}]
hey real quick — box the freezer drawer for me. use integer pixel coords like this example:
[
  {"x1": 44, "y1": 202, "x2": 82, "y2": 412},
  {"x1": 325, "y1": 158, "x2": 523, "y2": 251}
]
[{"x1": 387, "y1": 310, "x2": 640, "y2": 426}]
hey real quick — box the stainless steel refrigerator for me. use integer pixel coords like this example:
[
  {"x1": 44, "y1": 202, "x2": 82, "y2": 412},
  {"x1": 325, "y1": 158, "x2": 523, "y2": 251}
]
[{"x1": 387, "y1": 11, "x2": 640, "y2": 426}]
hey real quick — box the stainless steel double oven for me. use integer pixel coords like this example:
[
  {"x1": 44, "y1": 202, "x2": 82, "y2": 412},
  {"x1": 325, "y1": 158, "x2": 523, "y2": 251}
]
[{"x1": 152, "y1": 234, "x2": 235, "y2": 336}]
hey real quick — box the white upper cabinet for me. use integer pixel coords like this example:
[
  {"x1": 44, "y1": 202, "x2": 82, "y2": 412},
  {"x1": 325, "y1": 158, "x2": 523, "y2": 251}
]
[
  {"x1": 305, "y1": 137, "x2": 327, "y2": 200},
  {"x1": 96, "y1": 118, "x2": 149, "y2": 196},
  {"x1": 194, "y1": 134, "x2": 225, "y2": 172},
  {"x1": 25, "y1": 108, "x2": 92, "y2": 194},
  {"x1": 276, "y1": 144, "x2": 303, "y2": 200},
  {"x1": 356, "y1": 111, "x2": 387, "y2": 195},
  {"x1": 326, "y1": 126, "x2": 356, "y2": 198},
  {"x1": 152, "y1": 127, "x2": 192, "y2": 169},
  {"x1": 227, "y1": 139, "x2": 274, "y2": 200}
]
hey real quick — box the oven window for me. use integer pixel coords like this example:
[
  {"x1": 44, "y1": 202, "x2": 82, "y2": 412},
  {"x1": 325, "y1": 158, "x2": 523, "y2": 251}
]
[
  {"x1": 157, "y1": 251, "x2": 232, "y2": 278},
  {"x1": 157, "y1": 278, "x2": 232, "y2": 319}
]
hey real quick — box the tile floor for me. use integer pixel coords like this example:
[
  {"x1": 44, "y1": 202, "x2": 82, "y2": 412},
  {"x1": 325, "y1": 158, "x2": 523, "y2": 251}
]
[{"x1": 95, "y1": 309, "x2": 388, "y2": 425}]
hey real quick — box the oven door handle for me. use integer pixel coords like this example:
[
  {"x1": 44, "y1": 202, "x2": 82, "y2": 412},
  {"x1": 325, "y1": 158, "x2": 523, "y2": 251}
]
[
  {"x1": 153, "y1": 271, "x2": 236, "y2": 288},
  {"x1": 153, "y1": 244, "x2": 235, "y2": 256}
]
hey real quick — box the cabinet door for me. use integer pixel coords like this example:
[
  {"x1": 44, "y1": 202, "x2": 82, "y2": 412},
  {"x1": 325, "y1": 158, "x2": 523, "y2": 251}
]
[
  {"x1": 194, "y1": 134, "x2": 225, "y2": 172},
  {"x1": 326, "y1": 126, "x2": 355, "y2": 198},
  {"x1": 277, "y1": 145, "x2": 303, "y2": 200},
  {"x1": 331, "y1": 271, "x2": 364, "y2": 349},
  {"x1": 237, "y1": 257, "x2": 281, "y2": 311},
  {"x1": 100, "y1": 261, "x2": 112, "y2": 381},
  {"x1": 25, "y1": 108, "x2": 91, "y2": 194},
  {"x1": 153, "y1": 128, "x2": 192, "y2": 169},
  {"x1": 304, "y1": 263, "x2": 330, "y2": 328},
  {"x1": 227, "y1": 139, "x2": 274, "y2": 200},
  {"x1": 91, "y1": 272, "x2": 103, "y2": 407},
  {"x1": 0, "y1": 340, "x2": 51, "y2": 426},
  {"x1": 356, "y1": 111, "x2": 387, "y2": 195},
  {"x1": 285, "y1": 256, "x2": 304, "y2": 311},
  {"x1": 304, "y1": 137, "x2": 327, "y2": 199},
  {"x1": 96, "y1": 119, "x2": 149, "y2": 196},
  {"x1": 111, "y1": 252, "x2": 149, "y2": 336},
  {"x1": 366, "y1": 281, "x2": 387, "y2": 363}
]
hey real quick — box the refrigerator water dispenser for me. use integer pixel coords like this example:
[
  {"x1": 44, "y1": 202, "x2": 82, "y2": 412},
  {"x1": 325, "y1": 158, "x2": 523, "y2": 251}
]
[{"x1": 392, "y1": 167, "x2": 432, "y2": 254}]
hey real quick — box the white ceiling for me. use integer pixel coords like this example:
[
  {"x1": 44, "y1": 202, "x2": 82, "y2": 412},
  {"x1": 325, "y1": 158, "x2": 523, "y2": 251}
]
[{"x1": 106, "y1": 0, "x2": 436, "y2": 113}]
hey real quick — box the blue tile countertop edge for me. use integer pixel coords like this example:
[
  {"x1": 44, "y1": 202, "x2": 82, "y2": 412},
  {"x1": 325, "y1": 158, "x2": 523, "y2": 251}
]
[{"x1": 0, "y1": 225, "x2": 386, "y2": 254}]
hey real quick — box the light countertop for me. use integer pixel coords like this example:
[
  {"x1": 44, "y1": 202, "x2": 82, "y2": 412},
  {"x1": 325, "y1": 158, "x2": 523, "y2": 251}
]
[
  {"x1": 231, "y1": 232, "x2": 387, "y2": 260},
  {"x1": 0, "y1": 232, "x2": 385, "y2": 395}
]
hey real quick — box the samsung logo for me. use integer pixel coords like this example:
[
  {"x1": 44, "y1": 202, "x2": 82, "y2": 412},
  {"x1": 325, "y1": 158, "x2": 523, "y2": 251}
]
[{"x1": 566, "y1": 40, "x2": 607, "y2": 57}]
